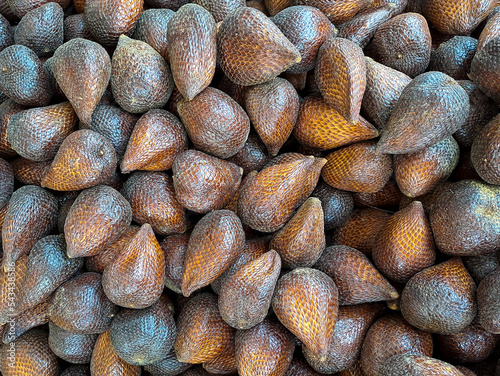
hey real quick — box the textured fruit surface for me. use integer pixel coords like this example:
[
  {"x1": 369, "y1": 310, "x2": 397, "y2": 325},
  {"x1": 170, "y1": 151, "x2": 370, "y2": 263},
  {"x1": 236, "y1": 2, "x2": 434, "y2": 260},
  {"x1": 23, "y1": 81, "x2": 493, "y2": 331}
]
[
  {"x1": 312, "y1": 181, "x2": 353, "y2": 230},
  {"x1": 48, "y1": 321, "x2": 97, "y2": 364},
  {"x1": 468, "y1": 37, "x2": 500, "y2": 104},
  {"x1": 193, "y1": 0, "x2": 245, "y2": 22},
  {"x1": 0, "y1": 100, "x2": 25, "y2": 157},
  {"x1": 144, "y1": 349, "x2": 192, "y2": 375},
  {"x1": 132, "y1": 8, "x2": 174, "y2": 60},
  {"x1": 377, "y1": 354, "x2": 466, "y2": 376},
  {"x1": 2, "y1": 299, "x2": 49, "y2": 343},
  {"x1": 429, "y1": 36, "x2": 477, "y2": 80},
  {"x1": 161, "y1": 233, "x2": 190, "y2": 294},
  {"x1": 471, "y1": 114, "x2": 500, "y2": 185},
  {"x1": 0, "y1": 157, "x2": 13, "y2": 209},
  {"x1": 0, "y1": 254, "x2": 28, "y2": 324},
  {"x1": 477, "y1": 269, "x2": 500, "y2": 334},
  {"x1": 296, "y1": 0, "x2": 371, "y2": 23}
]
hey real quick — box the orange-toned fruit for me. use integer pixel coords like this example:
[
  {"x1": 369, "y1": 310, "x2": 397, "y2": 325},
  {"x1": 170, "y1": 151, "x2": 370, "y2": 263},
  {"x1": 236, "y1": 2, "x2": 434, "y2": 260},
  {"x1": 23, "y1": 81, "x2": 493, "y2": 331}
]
[
  {"x1": 0, "y1": 157, "x2": 13, "y2": 209},
  {"x1": 316, "y1": 37, "x2": 366, "y2": 123},
  {"x1": 284, "y1": 357, "x2": 324, "y2": 376},
  {"x1": 272, "y1": 268, "x2": 338, "y2": 356},
  {"x1": 218, "y1": 250, "x2": 281, "y2": 329},
  {"x1": 429, "y1": 36, "x2": 478, "y2": 80},
  {"x1": 296, "y1": 0, "x2": 371, "y2": 24},
  {"x1": 167, "y1": 4, "x2": 216, "y2": 100},
  {"x1": 303, "y1": 303, "x2": 384, "y2": 374},
  {"x1": 294, "y1": 94, "x2": 379, "y2": 151},
  {"x1": 471, "y1": 115, "x2": 500, "y2": 185},
  {"x1": 64, "y1": 185, "x2": 132, "y2": 258},
  {"x1": 478, "y1": 11, "x2": 500, "y2": 52},
  {"x1": 51, "y1": 38, "x2": 111, "y2": 126},
  {"x1": 377, "y1": 71, "x2": 470, "y2": 154},
  {"x1": 264, "y1": 0, "x2": 292, "y2": 16},
  {"x1": 3, "y1": 299, "x2": 49, "y2": 343},
  {"x1": 477, "y1": 268, "x2": 500, "y2": 334},
  {"x1": 235, "y1": 318, "x2": 295, "y2": 376},
  {"x1": 48, "y1": 322, "x2": 97, "y2": 364},
  {"x1": 377, "y1": 354, "x2": 466, "y2": 376},
  {"x1": 10, "y1": 157, "x2": 51, "y2": 186},
  {"x1": 226, "y1": 133, "x2": 269, "y2": 175},
  {"x1": 193, "y1": 0, "x2": 245, "y2": 22},
  {"x1": 217, "y1": 6, "x2": 301, "y2": 86},
  {"x1": 360, "y1": 313, "x2": 433, "y2": 376},
  {"x1": 161, "y1": 233, "x2": 190, "y2": 294},
  {"x1": 0, "y1": 254, "x2": 28, "y2": 324},
  {"x1": 270, "y1": 197, "x2": 325, "y2": 269},
  {"x1": 202, "y1": 338, "x2": 236, "y2": 374},
  {"x1": 401, "y1": 257, "x2": 477, "y2": 334},
  {"x1": 174, "y1": 292, "x2": 235, "y2": 364},
  {"x1": 244, "y1": 77, "x2": 299, "y2": 156},
  {"x1": 178, "y1": 87, "x2": 250, "y2": 159},
  {"x1": 0, "y1": 100, "x2": 25, "y2": 157},
  {"x1": 144, "y1": 349, "x2": 192, "y2": 375},
  {"x1": 172, "y1": 150, "x2": 243, "y2": 213},
  {"x1": 132, "y1": 8, "x2": 174, "y2": 60},
  {"x1": 322, "y1": 141, "x2": 392, "y2": 193},
  {"x1": 372, "y1": 201, "x2": 436, "y2": 283},
  {"x1": 121, "y1": 109, "x2": 188, "y2": 173},
  {"x1": 468, "y1": 38, "x2": 500, "y2": 104},
  {"x1": 111, "y1": 35, "x2": 173, "y2": 114}
]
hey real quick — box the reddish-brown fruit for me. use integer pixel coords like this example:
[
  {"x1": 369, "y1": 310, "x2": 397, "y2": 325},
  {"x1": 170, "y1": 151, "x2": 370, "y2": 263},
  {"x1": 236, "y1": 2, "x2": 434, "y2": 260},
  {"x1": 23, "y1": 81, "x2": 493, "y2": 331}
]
[
  {"x1": 272, "y1": 5, "x2": 335, "y2": 74},
  {"x1": 463, "y1": 252, "x2": 500, "y2": 284},
  {"x1": 361, "y1": 57, "x2": 411, "y2": 130},
  {"x1": 219, "y1": 250, "x2": 281, "y2": 329},
  {"x1": 295, "y1": 0, "x2": 372, "y2": 23},
  {"x1": 360, "y1": 313, "x2": 433, "y2": 376},
  {"x1": 49, "y1": 272, "x2": 118, "y2": 334},
  {"x1": 421, "y1": 0, "x2": 497, "y2": 35},
  {"x1": 429, "y1": 36, "x2": 478, "y2": 80},
  {"x1": 5, "y1": 0, "x2": 70, "y2": 18},
  {"x1": 355, "y1": 179, "x2": 406, "y2": 210},
  {"x1": 7, "y1": 101, "x2": 77, "y2": 162},
  {"x1": 121, "y1": 109, "x2": 188, "y2": 173},
  {"x1": 174, "y1": 293, "x2": 235, "y2": 364},
  {"x1": 272, "y1": 268, "x2": 339, "y2": 356},
  {"x1": 429, "y1": 180, "x2": 500, "y2": 256},
  {"x1": 469, "y1": 38, "x2": 500, "y2": 104},
  {"x1": 303, "y1": 303, "x2": 385, "y2": 374},
  {"x1": 311, "y1": 181, "x2": 353, "y2": 230},
  {"x1": 144, "y1": 349, "x2": 192, "y2": 375},
  {"x1": 478, "y1": 11, "x2": 500, "y2": 52},
  {"x1": 178, "y1": 87, "x2": 250, "y2": 159},
  {"x1": 48, "y1": 322, "x2": 98, "y2": 364},
  {"x1": 64, "y1": 185, "x2": 132, "y2": 258},
  {"x1": 0, "y1": 254, "x2": 28, "y2": 324},
  {"x1": 283, "y1": 71, "x2": 308, "y2": 91},
  {"x1": 294, "y1": 94, "x2": 379, "y2": 151},
  {"x1": 399, "y1": 181, "x2": 453, "y2": 214},
  {"x1": 132, "y1": 8, "x2": 174, "y2": 60},
  {"x1": 193, "y1": 0, "x2": 245, "y2": 22},
  {"x1": 226, "y1": 133, "x2": 269, "y2": 175},
  {"x1": 2, "y1": 299, "x2": 49, "y2": 343},
  {"x1": 2, "y1": 185, "x2": 57, "y2": 267},
  {"x1": 235, "y1": 319, "x2": 295, "y2": 376},
  {"x1": 284, "y1": 358, "x2": 324, "y2": 376},
  {"x1": 0, "y1": 330, "x2": 59, "y2": 376},
  {"x1": 10, "y1": 158, "x2": 51, "y2": 186},
  {"x1": 401, "y1": 258, "x2": 477, "y2": 334},
  {"x1": 172, "y1": 150, "x2": 243, "y2": 213},
  {"x1": 244, "y1": 77, "x2": 299, "y2": 156},
  {"x1": 316, "y1": 37, "x2": 366, "y2": 123},
  {"x1": 0, "y1": 157, "x2": 13, "y2": 209},
  {"x1": 90, "y1": 330, "x2": 141, "y2": 376},
  {"x1": 270, "y1": 197, "x2": 325, "y2": 269},
  {"x1": 238, "y1": 156, "x2": 325, "y2": 232},
  {"x1": 373, "y1": 201, "x2": 436, "y2": 283},
  {"x1": 217, "y1": 6, "x2": 301, "y2": 86},
  {"x1": 161, "y1": 233, "x2": 190, "y2": 294},
  {"x1": 471, "y1": 115, "x2": 500, "y2": 185},
  {"x1": 264, "y1": 0, "x2": 292, "y2": 16},
  {"x1": 316, "y1": 245, "x2": 399, "y2": 304},
  {"x1": 203, "y1": 341, "x2": 236, "y2": 375},
  {"x1": 0, "y1": 5, "x2": 17, "y2": 24},
  {"x1": 377, "y1": 71, "x2": 470, "y2": 154},
  {"x1": 322, "y1": 141, "x2": 392, "y2": 193},
  {"x1": 64, "y1": 14, "x2": 92, "y2": 41},
  {"x1": 0, "y1": 100, "x2": 25, "y2": 157},
  {"x1": 377, "y1": 354, "x2": 466, "y2": 376},
  {"x1": 0, "y1": 45, "x2": 52, "y2": 106},
  {"x1": 167, "y1": 4, "x2": 216, "y2": 100},
  {"x1": 51, "y1": 38, "x2": 111, "y2": 126},
  {"x1": 477, "y1": 268, "x2": 500, "y2": 334},
  {"x1": 102, "y1": 223, "x2": 165, "y2": 309},
  {"x1": 181, "y1": 210, "x2": 245, "y2": 297},
  {"x1": 43, "y1": 56, "x2": 66, "y2": 99}
]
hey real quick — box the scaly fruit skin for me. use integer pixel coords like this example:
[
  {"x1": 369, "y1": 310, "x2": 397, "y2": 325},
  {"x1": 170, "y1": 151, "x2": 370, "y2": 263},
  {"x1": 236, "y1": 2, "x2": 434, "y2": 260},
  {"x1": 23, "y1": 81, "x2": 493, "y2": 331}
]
[
  {"x1": 203, "y1": 339, "x2": 237, "y2": 374},
  {"x1": 312, "y1": 181, "x2": 353, "y2": 230},
  {"x1": 478, "y1": 11, "x2": 500, "y2": 52},
  {"x1": 167, "y1": 4, "x2": 216, "y2": 100},
  {"x1": 0, "y1": 13, "x2": 14, "y2": 52},
  {"x1": 133, "y1": 8, "x2": 174, "y2": 60},
  {"x1": 10, "y1": 157, "x2": 51, "y2": 186},
  {"x1": 0, "y1": 100, "x2": 25, "y2": 157},
  {"x1": 193, "y1": 0, "x2": 245, "y2": 22},
  {"x1": 429, "y1": 36, "x2": 477, "y2": 80},
  {"x1": 52, "y1": 38, "x2": 111, "y2": 126},
  {"x1": 64, "y1": 14, "x2": 93, "y2": 42},
  {"x1": 463, "y1": 252, "x2": 500, "y2": 284},
  {"x1": 217, "y1": 6, "x2": 301, "y2": 86},
  {"x1": 471, "y1": 114, "x2": 500, "y2": 185},
  {"x1": 468, "y1": 38, "x2": 500, "y2": 104},
  {"x1": 296, "y1": 0, "x2": 372, "y2": 24},
  {"x1": 48, "y1": 322, "x2": 97, "y2": 364},
  {"x1": 376, "y1": 354, "x2": 466, "y2": 376},
  {"x1": 161, "y1": 233, "x2": 190, "y2": 294},
  {"x1": 272, "y1": 268, "x2": 339, "y2": 357},
  {"x1": 400, "y1": 258, "x2": 477, "y2": 335},
  {"x1": 3, "y1": 299, "x2": 49, "y2": 343},
  {"x1": 144, "y1": 349, "x2": 192, "y2": 375},
  {"x1": 84, "y1": 0, "x2": 144, "y2": 47},
  {"x1": 0, "y1": 255, "x2": 28, "y2": 325},
  {"x1": 0, "y1": 157, "x2": 13, "y2": 209},
  {"x1": 477, "y1": 269, "x2": 500, "y2": 334}
]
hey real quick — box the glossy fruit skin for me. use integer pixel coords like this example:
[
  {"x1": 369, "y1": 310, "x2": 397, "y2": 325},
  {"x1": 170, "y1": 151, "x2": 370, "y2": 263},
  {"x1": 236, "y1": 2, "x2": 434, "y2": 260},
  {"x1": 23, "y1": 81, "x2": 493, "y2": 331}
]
[
  {"x1": 144, "y1": 349, "x2": 192, "y2": 375},
  {"x1": 0, "y1": 13, "x2": 13, "y2": 52},
  {"x1": 312, "y1": 181, "x2": 353, "y2": 230},
  {"x1": 376, "y1": 354, "x2": 466, "y2": 376},
  {"x1": 64, "y1": 14, "x2": 93, "y2": 42},
  {"x1": 203, "y1": 339, "x2": 237, "y2": 375},
  {"x1": 477, "y1": 269, "x2": 500, "y2": 334},
  {"x1": 469, "y1": 37, "x2": 500, "y2": 104},
  {"x1": 0, "y1": 100, "x2": 25, "y2": 158},
  {"x1": 0, "y1": 254, "x2": 28, "y2": 325},
  {"x1": 295, "y1": 0, "x2": 372, "y2": 24},
  {"x1": 161, "y1": 233, "x2": 190, "y2": 294},
  {"x1": 132, "y1": 8, "x2": 174, "y2": 60},
  {"x1": 429, "y1": 36, "x2": 477, "y2": 80},
  {"x1": 48, "y1": 322, "x2": 98, "y2": 364},
  {"x1": 471, "y1": 114, "x2": 500, "y2": 185},
  {"x1": 0, "y1": 157, "x2": 13, "y2": 209}
]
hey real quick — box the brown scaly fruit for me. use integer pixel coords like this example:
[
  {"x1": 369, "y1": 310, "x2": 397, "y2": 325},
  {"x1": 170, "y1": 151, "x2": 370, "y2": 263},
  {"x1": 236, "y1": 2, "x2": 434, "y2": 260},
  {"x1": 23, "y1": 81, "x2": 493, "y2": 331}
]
[
  {"x1": 0, "y1": 157, "x2": 13, "y2": 209},
  {"x1": 2, "y1": 299, "x2": 49, "y2": 343},
  {"x1": 0, "y1": 13, "x2": 13, "y2": 52},
  {"x1": 272, "y1": 268, "x2": 338, "y2": 357},
  {"x1": 471, "y1": 114, "x2": 500, "y2": 185},
  {"x1": 161, "y1": 233, "x2": 190, "y2": 294},
  {"x1": 0, "y1": 100, "x2": 25, "y2": 157},
  {"x1": 167, "y1": 4, "x2": 216, "y2": 100},
  {"x1": 51, "y1": 38, "x2": 111, "y2": 126},
  {"x1": 311, "y1": 181, "x2": 354, "y2": 230},
  {"x1": 226, "y1": 133, "x2": 269, "y2": 175},
  {"x1": 352, "y1": 178, "x2": 403, "y2": 209},
  {"x1": 0, "y1": 254, "x2": 28, "y2": 324},
  {"x1": 477, "y1": 268, "x2": 500, "y2": 334},
  {"x1": 217, "y1": 6, "x2": 301, "y2": 86},
  {"x1": 264, "y1": 0, "x2": 293, "y2": 16},
  {"x1": 400, "y1": 257, "x2": 477, "y2": 335},
  {"x1": 478, "y1": 11, "x2": 500, "y2": 52},
  {"x1": 295, "y1": 0, "x2": 372, "y2": 24},
  {"x1": 193, "y1": 0, "x2": 245, "y2": 22},
  {"x1": 463, "y1": 252, "x2": 500, "y2": 284},
  {"x1": 284, "y1": 357, "x2": 324, "y2": 376},
  {"x1": 428, "y1": 36, "x2": 478, "y2": 80},
  {"x1": 60, "y1": 365, "x2": 91, "y2": 376},
  {"x1": 144, "y1": 349, "x2": 192, "y2": 376},
  {"x1": 64, "y1": 14, "x2": 93, "y2": 42},
  {"x1": 132, "y1": 8, "x2": 174, "y2": 60},
  {"x1": 203, "y1": 338, "x2": 237, "y2": 375},
  {"x1": 376, "y1": 354, "x2": 467, "y2": 376},
  {"x1": 5, "y1": 0, "x2": 70, "y2": 18},
  {"x1": 468, "y1": 37, "x2": 500, "y2": 104},
  {"x1": 48, "y1": 322, "x2": 98, "y2": 364}
]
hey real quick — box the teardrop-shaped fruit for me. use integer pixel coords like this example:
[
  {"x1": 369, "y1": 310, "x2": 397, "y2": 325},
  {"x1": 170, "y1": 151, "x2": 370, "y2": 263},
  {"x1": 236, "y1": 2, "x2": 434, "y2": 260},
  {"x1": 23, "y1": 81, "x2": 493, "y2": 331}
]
[
  {"x1": 244, "y1": 77, "x2": 299, "y2": 156},
  {"x1": 219, "y1": 250, "x2": 281, "y2": 329},
  {"x1": 429, "y1": 180, "x2": 500, "y2": 256},
  {"x1": 322, "y1": 140, "x2": 392, "y2": 193},
  {"x1": 111, "y1": 35, "x2": 174, "y2": 113},
  {"x1": 377, "y1": 354, "x2": 466, "y2": 376},
  {"x1": 0, "y1": 100, "x2": 25, "y2": 157},
  {"x1": 2, "y1": 185, "x2": 58, "y2": 267},
  {"x1": 272, "y1": 268, "x2": 338, "y2": 356},
  {"x1": 3, "y1": 299, "x2": 49, "y2": 343},
  {"x1": 102, "y1": 223, "x2": 165, "y2": 309},
  {"x1": 0, "y1": 44, "x2": 52, "y2": 106},
  {"x1": 84, "y1": 0, "x2": 143, "y2": 47},
  {"x1": 90, "y1": 330, "x2": 141, "y2": 376},
  {"x1": 236, "y1": 318, "x2": 295, "y2": 376},
  {"x1": 167, "y1": 4, "x2": 216, "y2": 100},
  {"x1": 7, "y1": 101, "x2": 77, "y2": 162},
  {"x1": 181, "y1": 210, "x2": 245, "y2": 297},
  {"x1": 0, "y1": 157, "x2": 13, "y2": 209},
  {"x1": 64, "y1": 185, "x2": 132, "y2": 258},
  {"x1": 174, "y1": 292, "x2": 235, "y2": 364},
  {"x1": 144, "y1": 349, "x2": 192, "y2": 376},
  {"x1": 41, "y1": 129, "x2": 117, "y2": 191},
  {"x1": 217, "y1": 6, "x2": 301, "y2": 86},
  {"x1": 121, "y1": 109, "x2": 188, "y2": 173},
  {"x1": 429, "y1": 36, "x2": 477, "y2": 80},
  {"x1": 172, "y1": 150, "x2": 243, "y2": 213},
  {"x1": 133, "y1": 8, "x2": 174, "y2": 60},
  {"x1": 161, "y1": 233, "x2": 190, "y2": 294},
  {"x1": 0, "y1": 254, "x2": 28, "y2": 324},
  {"x1": 51, "y1": 38, "x2": 111, "y2": 125},
  {"x1": 14, "y1": 2, "x2": 64, "y2": 57},
  {"x1": 401, "y1": 257, "x2": 477, "y2": 334},
  {"x1": 360, "y1": 313, "x2": 433, "y2": 376},
  {"x1": 377, "y1": 71, "x2": 470, "y2": 154},
  {"x1": 295, "y1": 0, "x2": 371, "y2": 23},
  {"x1": 294, "y1": 94, "x2": 379, "y2": 151},
  {"x1": 270, "y1": 197, "x2": 325, "y2": 269},
  {"x1": 312, "y1": 181, "x2": 353, "y2": 230},
  {"x1": 316, "y1": 37, "x2": 366, "y2": 122},
  {"x1": 373, "y1": 201, "x2": 436, "y2": 283},
  {"x1": 178, "y1": 87, "x2": 250, "y2": 159},
  {"x1": 303, "y1": 303, "x2": 384, "y2": 374},
  {"x1": 353, "y1": 176, "x2": 403, "y2": 209},
  {"x1": 471, "y1": 114, "x2": 500, "y2": 185},
  {"x1": 477, "y1": 268, "x2": 500, "y2": 334},
  {"x1": 48, "y1": 321, "x2": 98, "y2": 364}
]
